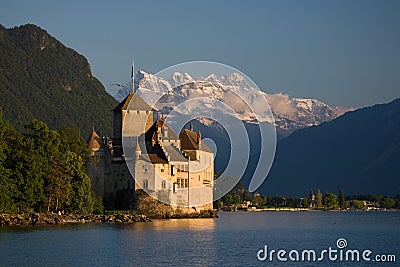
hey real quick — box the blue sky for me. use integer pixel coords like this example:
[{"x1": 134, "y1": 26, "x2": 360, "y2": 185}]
[{"x1": 1, "y1": 0, "x2": 399, "y2": 108}]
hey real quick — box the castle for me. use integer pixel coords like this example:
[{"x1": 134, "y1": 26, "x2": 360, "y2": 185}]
[{"x1": 87, "y1": 63, "x2": 214, "y2": 212}]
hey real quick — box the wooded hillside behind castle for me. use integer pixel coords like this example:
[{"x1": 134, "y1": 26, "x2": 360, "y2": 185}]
[{"x1": 0, "y1": 24, "x2": 117, "y2": 137}]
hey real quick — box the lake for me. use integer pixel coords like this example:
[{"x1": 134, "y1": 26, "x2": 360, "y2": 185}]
[{"x1": 0, "y1": 211, "x2": 399, "y2": 266}]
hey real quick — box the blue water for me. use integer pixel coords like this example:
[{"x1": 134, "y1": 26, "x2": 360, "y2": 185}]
[{"x1": 0, "y1": 211, "x2": 399, "y2": 266}]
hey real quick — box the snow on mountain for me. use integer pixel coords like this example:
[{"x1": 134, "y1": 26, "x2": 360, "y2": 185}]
[
  {"x1": 265, "y1": 94, "x2": 353, "y2": 138},
  {"x1": 171, "y1": 72, "x2": 194, "y2": 87},
  {"x1": 112, "y1": 70, "x2": 353, "y2": 139}
]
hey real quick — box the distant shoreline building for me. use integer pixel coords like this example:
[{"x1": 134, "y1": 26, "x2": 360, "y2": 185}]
[{"x1": 87, "y1": 62, "x2": 214, "y2": 212}]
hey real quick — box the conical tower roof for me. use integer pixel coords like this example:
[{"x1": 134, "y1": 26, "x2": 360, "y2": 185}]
[
  {"x1": 88, "y1": 129, "x2": 102, "y2": 149},
  {"x1": 136, "y1": 142, "x2": 141, "y2": 152},
  {"x1": 113, "y1": 93, "x2": 152, "y2": 111}
]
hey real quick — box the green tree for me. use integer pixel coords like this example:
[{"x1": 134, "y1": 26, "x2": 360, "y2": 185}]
[
  {"x1": 9, "y1": 133, "x2": 46, "y2": 212},
  {"x1": 316, "y1": 189, "x2": 323, "y2": 209},
  {"x1": 214, "y1": 199, "x2": 223, "y2": 209},
  {"x1": 0, "y1": 112, "x2": 103, "y2": 214},
  {"x1": 323, "y1": 192, "x2": 339, "y2": 210},
  {"x1": 339, "y1": 189, "x2": 345, "y2": 209},
  {"x1": 68, "y1": 152, "x2": 97, "y2": 213},
  {"x1": 302, "y1": 197, "x2": 309, "y2": 208},
  {"x1": 0, "y1": 108, "x2": 16, "y2": 212},
  {"x1": 222, "y1": 194, "x2": 233, "y2": 206},
  {"x1": 58, "y1": 125, "x2": 90, "y2": 156},
  {"x1": 381, "y1": 197, "x2": 395, "y2": 209},
  {"x1": 394, "y1": 195, "x2": 400, "y2": 209},
  {"x1": 351, "y1": 200, "x2": 366, "y2": 210},
  {"x1": 242, "y1": 190, "x2": 252, "y2": 201},
  {"x1": 46, "y1": 154, "x2": 73, "y2": 212},
  {"x1": 253, "y1": 194, "x2": 268, "y2": 208},
  {"x1": 232, "y1": 194, "x2": 241, "y2": 205}
]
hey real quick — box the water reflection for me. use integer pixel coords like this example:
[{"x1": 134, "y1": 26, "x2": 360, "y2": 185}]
[
  {"x1": 115, "y1": 218, "x2": 218, "y2": 266},
  {"x1": 119, "y1": 218, "x2": 216, "y2": 232},
  {"x1": 2, "y1": 213, "x2": 398, "y2": 267}
]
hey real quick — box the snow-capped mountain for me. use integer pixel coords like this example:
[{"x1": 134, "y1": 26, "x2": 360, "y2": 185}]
[
  {"x1": 266, "y1": 95, "x2": 353, "y2": 138},
  {"x1": 113, "y1": 71, "x2": 352, "y2": 139}
]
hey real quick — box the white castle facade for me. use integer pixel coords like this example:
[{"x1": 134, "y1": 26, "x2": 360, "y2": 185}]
[{"x1": 87, "y1": 65, "x2": 214, "y2": 211}]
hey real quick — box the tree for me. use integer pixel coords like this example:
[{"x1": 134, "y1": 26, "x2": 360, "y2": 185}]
[
  {"x1": 316, "y1": 189, "x2": 322, "y2": 209},
  {"x1": 10, "y1": 133, "x2": 46, "y2": 212},
  {"x1": 0, "y1": 108, "x2": 16, "y2": 212},
  {"x1": 351, "y1": 200, "x2": 366, "y2": 210},
  {"x1": 222, "y1": 194, "x2": 233, "y2": 206},
  {"x1": 253, "y1": 194, "x2": 267, "y2": 208},
  {"x1": 68, "y1": 152, "x2": 100, "y2": 214},
  {"x1": 339, "y1": 189, "x2": 345, "y2": 209},
  {"x1": 301, "y1": 198, "x2": 309, "y2": 208},
  {"x1": 323, "y1": 192, "x2": 339, "y2": 210},
  {"x1": 394, "y1": 195, "x2": 400, "y2": 209},
  {"x1": 232, "y1": 194, "x2": 241, "y2": 205},
  {"x1": 381, "y1": 198, "x2": 395, "y2": 209},
  {"x1": 46, "y1": 154, "x2": 73, "y2": 212},
  {"x1": 0, "y1": 113, "x2": 103, "y2": 214},
  {"x1": 58, "y1": 126, "x2": 90, "y2": 156},
  {"x1": 242, "y1": 190, "x2": 252, "y2": 201}
]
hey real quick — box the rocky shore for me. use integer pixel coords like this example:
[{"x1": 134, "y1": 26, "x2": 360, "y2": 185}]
[
  {"x1": 0, "y1": 209, "x2": 218, "y2": 226},
  {"x1": 0, "y1": 213, "x2": 150, "y2": 226}
]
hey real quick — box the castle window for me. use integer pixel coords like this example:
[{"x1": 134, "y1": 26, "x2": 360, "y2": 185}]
[
  {"x1": 177, "y1": 178, "x2": 188, "y2": 188},
  {"x1": 127, "y1": 179, "x2": 131, "y2": 189},
  {"x1": 143, "y1": 168, "x2": 148, "y2": 173},
  {"x1": 161, "y1": 180, "x2": 166, "y2": 189},
  {"x1": 137, "y1": 111, "x2": 140, "y2": 114},
  {"x1": 160, "y1": 169, "x2": 164, "y2": 172},
  {"x1": 143, "y1": 179, "x2": 148, "y2": 189}
]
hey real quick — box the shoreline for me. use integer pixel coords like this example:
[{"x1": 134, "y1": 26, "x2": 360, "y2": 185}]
[
  {"x1": 0, "y1": 209, "x2": 218, "y2": 227},
  {"x1": 219, "y1": 208, "x2": 400, "y2": 212},
  {"x1": 0, "y1": 213, "x2": 150, "y2": 226}
]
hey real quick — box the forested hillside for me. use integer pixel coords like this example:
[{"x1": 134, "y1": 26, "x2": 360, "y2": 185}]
[{"x1": 0, "y1": 24, "x2": 117, "y2": 136}]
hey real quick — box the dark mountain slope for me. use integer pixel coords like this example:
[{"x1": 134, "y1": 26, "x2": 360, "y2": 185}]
[
  {"x1": 259, "y1": 98, "x2": 400, "y2": 196},
  {"x1": 0, "y1": 24, "x2": 117, "y2": 136}
]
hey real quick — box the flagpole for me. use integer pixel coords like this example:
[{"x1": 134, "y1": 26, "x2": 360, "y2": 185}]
[
  {"x1": 188, "y1": 156, "x2": 190, "y2": 209},
  {"x1": 131, "y1": 59, "x2": 134, "y2": 94}
]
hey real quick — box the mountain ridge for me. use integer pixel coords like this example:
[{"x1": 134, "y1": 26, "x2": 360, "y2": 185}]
[
  {"x1": 0, "y1": 24, "x2": 118, "y2": 136},
  {"x1": 114, "y1": 70, "x2": 352, "y2": 139},
  {"x1": 258, "y1": 98, "x2": 400, "y2": 196}
]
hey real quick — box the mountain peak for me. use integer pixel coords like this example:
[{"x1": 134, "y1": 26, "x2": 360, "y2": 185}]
[
  {"x1": 171, "y1": 72, "x2": 194, "y2": 87},
  {"x1": 112, "y1": 71, "x2": 352, "y2": 139},
  {"x1": 0, "y1": 24, "x2": 117, "y2": 136}
]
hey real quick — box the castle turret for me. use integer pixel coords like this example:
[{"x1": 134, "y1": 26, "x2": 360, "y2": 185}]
[
  {"x1": 135, "y1": 142, "x2": 141, "y2": 158},
  {"x1": 112, "y1": 98, "x2": 153, "y2": 157},
  {"x1": 88, "y1": 129, "x2": 103, "y2": 156}
]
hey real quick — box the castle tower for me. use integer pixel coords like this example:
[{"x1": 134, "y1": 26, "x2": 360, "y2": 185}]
[
  {"x1": 135, "y1": 142, "x2": 141, "y2": 158},
  {"x1": 112, "y1": 61, "x2": 153, "y2": 157},
  {"x1": 88, "y1": 128, "x2": 103, "y2": 156},
  {"x1": 87, "y1": 128, "x2": 106, "y2": 198}
]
